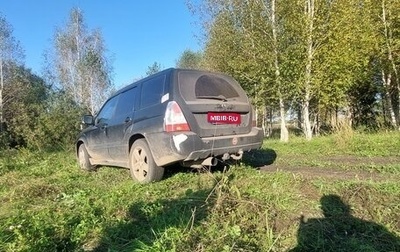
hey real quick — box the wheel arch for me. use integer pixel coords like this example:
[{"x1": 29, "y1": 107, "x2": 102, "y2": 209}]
[
  {"x1": 128, "y1": 134, "x2": 145, "y2": 153},
  {"x1": 75, "y1": 139, "x2": 85, "y2": 158}
]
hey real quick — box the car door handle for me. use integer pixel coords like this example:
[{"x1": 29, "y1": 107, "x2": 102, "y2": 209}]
[{"x1": 125, "y1": 117, "x2": 132, "y2": 123}]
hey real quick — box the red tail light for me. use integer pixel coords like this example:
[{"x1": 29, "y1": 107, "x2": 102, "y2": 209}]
[{"x1": 164, "y1": 101, "x2": 190, "y2": 132}]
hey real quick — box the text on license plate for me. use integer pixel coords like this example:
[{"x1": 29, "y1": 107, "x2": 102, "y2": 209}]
[{"x1": 207, "y1": 112, "x2": 241, "y2": 125}]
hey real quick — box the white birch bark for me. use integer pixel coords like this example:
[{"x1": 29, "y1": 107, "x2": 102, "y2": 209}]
[
  {"x1": 271, "y1": 0, "x2": 289, "y2": 142},
  {"x1": 302, "y1": 0, "x2": 314, "y2": 140},
  {"x1": 381, "y1": 70, "x2": 397, "y2": 127},
  {"x1": 381, "y1": 0, "x2": 399, "y2": 129}
]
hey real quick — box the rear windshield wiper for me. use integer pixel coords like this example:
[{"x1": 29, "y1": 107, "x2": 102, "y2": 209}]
[{"x1": 196, "y1": 95, "x2": 228, "y2": 102}]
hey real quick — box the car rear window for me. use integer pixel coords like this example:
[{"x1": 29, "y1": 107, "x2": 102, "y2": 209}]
[
  {"x1": 195, "y1": 75, "x2": 239, "y2": 98},
  {"x1": 178, "y1": 71, "x2": 247, "y2": 102}
]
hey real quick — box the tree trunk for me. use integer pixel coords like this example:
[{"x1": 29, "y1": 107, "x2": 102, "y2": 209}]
[
  {"x1": 262, "y1": 106, "x2": 268, "y2": 137},
  {"x1": 381, "y1": 0, "x2": 399, "y2": 129},
  {"x1": 271, "y1": 0, "x2": 289, "y2": 142},
  {"x1": 279, "y1": 97, "x2": 289, "y2": 142},
  {"x1": 302, "y1": 92, "x2": 313, "y2": 140},
  {"x1": 313, "y1": 110, "x2": 320, "y2": 136},
  {"x1": 303, "y1": 0, "x2": 314, "y2": 141},
  {"x1": 398, "y1": 84, "x2": 400, "y2": 130},
  {"x1": 297, "y1": 107, "x2": 302, "y2": 129},
  {"x1": 269, "y1": 107, "x2": 273, "y2": 137},
  {"x1": 255, "y1": 105, "x2": 259, "y2": 128},
  {"x1": 382, "y1": 70, "x2": 397, "y2": 128}
]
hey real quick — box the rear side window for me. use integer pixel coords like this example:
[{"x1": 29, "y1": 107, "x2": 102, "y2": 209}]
[
  {"x1": 178, "y1": 71, "x2": 247, "y2": 102},
  {"x1": 140, "y1": 74, "x2": 166, "y2": 108}
]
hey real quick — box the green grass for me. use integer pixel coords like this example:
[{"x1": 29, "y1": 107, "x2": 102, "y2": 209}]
[
  {"x1": 265, "y1": 131, "x2": 400, "y2": 157},
  {"x1": 0, "y1": 132, "x2": 399, "y2": 251},
  {"x1": 264, "y1": 131, "x2": 400, "y2": 174}
]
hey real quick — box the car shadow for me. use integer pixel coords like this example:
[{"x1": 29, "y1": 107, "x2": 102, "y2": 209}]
[
  {"x1": 92, "y1": 188, "x2": 213, "y2": 251},
  {"x1": 163, "y1": 148, "x2": 277, "y2": 179},
  {"x1": 289, "y1": 194, "x2": 400, "y2": 251},
  {"x1": 241, "y1": 148, "x2": 277, "y2": 168},
  {"x1": 162, "y1": 160, "x2": 231, "y2": 179},
  {"x1": 162, "y1": 163, "x2": 191, "y2": 179}
]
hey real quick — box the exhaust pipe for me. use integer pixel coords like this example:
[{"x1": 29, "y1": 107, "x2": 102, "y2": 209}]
[
  {"x1": 201, "y1": 157, "x2": 218, "y2": 166},
  {"x1": 230, "y1": 150, "x2": 243, "y2": 160}
]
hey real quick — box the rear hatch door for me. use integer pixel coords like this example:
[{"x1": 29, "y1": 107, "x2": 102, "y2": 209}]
[{"x1": 177, "y1": 70, "x2": 252, "y2": 138}]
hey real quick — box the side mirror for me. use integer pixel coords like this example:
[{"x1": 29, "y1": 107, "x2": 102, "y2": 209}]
[{"x1": 82, "y1": 115, "x2": 94, "y2": 125}]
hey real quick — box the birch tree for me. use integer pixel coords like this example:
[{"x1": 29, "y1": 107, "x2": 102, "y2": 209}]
[
  {"x1": 377, "y1": 0, "x2": 400, "y2": 129},
  {"x1": 312, "y1": 1, "x2": 376, "y2": 130},
  {"x1": 78, "y1": 29, "x2": 112, "y2": 114},
  {"x1": 299, "y1": 0, "x2": 316, "y2": 140},
  {"x1": 176, "y1": 49, "x2": 203, "y2": 69},
  {"x1": 269, "y1": 0, "x2": 289, "y2": 142},
  {"x1": 191, "y1": 0, "x2": 293, "y2": 141},
  {"x1": 284, "y1": 0, "x2": 352, "y2": 138},
  {"x1": 146, "y1": 62, "x2": 162, "y2": 76},
  {"x1": 190, "y1": 0, "x2": 400, "y2": 134},
  {"x1": 50, "y1": 8, "x2": 113, "y2": 115}
]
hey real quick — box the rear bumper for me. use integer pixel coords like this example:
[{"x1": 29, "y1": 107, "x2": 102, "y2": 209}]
[{"x1": 145, "y1": 127, "x2": 264, "y2": 166}]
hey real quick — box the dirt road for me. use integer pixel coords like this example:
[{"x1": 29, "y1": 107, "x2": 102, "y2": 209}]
[{"x1": 258, "y1": 155, "x2": 400, "y2": 181}]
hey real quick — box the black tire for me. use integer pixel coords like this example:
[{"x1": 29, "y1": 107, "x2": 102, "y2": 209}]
[
  {"x1": 78, "y1": 144, "x2": 96, "y2": 171},
  {"x1": 129, "y1": 139, "x2": 164, "y2": 183}
]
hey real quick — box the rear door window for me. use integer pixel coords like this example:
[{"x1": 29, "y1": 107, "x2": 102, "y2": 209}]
[{"x1": 110, "y1": 87, "x2": 138, "y2": 125}]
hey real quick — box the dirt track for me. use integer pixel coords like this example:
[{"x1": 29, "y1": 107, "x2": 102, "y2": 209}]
[{"x1": 258, "y1": 155, "x2": 400, "y2": 182}]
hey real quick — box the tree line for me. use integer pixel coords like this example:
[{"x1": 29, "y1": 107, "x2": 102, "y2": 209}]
[
  {"x1": 0, "y1": 8, "x2": 113, "y2": 150},
  {"x1": 1, "y1": 1, "x2": 399, "y2": 150},
  {"x1": 185, "y1": 0, "x2": 400, "y2": 141}
]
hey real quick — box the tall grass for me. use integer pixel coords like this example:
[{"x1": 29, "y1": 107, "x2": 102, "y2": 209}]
[{"x1": 0, "y1": 132, "x2": 399, "y2": 251}]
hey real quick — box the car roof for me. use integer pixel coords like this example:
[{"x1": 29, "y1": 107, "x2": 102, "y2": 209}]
[{"x1": 112, "y1": 68, "x2": 232, "y2": 97}]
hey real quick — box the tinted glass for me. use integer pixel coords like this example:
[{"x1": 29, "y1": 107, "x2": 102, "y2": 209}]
[
  {"x1": 115, "y1": 88, "x2": 137, "y2": 116},
  {"x1": 140, "y1": 74, "x2": 166, "y2": 108},
  {"x1": 110, "y1": 87, "x2": 138, "y2": 124},
  {"x1": 178, "y1": 71, "x2": 247, "y2": 102},
  {"x1": 96, "y1": 96, "x2": 118, "y2": 124},
  {"x1": 195, "y1": 75, "x2": 239, "y2": 98}
]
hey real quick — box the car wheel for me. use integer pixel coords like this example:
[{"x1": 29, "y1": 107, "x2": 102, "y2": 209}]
[
  {"x1": 78, "y1": 144, "x2": 96, "y2": 171},
  {"x1": 129, "y1": 139, "x2": 164, "y2": 183}
]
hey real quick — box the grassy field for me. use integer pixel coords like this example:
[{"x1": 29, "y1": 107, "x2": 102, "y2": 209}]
[{"x1": 0, "y1": 131, "x2": 399, "y2": 251}]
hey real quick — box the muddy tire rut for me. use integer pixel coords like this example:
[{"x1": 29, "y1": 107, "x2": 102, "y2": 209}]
[{"x1": 258, "y1": 155, "x2": 400, "y2": 182}]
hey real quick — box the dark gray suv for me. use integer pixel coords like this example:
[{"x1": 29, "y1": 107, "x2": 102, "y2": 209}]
[{"x1": 76, "y1": 68, "x2": 263, "y2": 183}]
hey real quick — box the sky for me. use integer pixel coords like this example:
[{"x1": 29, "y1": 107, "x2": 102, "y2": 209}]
[{"x1": 1, "y1": 0, "x2": 202, "y2": 88}]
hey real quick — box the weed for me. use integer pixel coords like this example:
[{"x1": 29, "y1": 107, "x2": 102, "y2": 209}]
[
  {"x1": 332, "y1": 120, "x2": 354, "y2": 151},
  {"x1": 0, "y1": 132, "x2": 399, "y2": 251}
]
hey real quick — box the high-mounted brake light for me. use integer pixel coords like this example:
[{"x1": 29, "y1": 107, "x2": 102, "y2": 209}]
[{"x1": 164, "y1": 101, "x2": 190, "y2": 132}]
